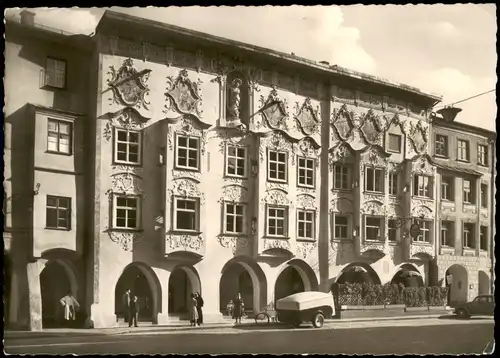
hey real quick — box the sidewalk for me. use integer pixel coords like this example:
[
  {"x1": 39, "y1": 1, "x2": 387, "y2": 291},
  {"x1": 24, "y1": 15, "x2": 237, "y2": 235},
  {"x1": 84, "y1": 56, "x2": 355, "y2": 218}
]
[{"x1": 4, "y1": 311, "x2": 455, "y2": 339}]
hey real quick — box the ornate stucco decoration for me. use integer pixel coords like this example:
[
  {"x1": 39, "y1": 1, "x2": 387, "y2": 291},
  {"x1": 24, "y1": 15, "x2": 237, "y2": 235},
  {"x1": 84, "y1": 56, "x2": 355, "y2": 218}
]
[
  {"x1": 169, "y1": 178, "x2": 205, "y2": 205},
  {"x1": 410, "y1": 154, "x2": 435, "y2": 176},
  {"x1": 216, "y1": 128, "x2": 251, "y2": 154},
  {"x1": 411, "y1": 205, "x2": 433, "y2": 219},
  {"x1": 259, "y1": 85, "x2": 289, "y2": 131},
  {"x1": 407, "y1": 103, "x2": 427, "y2": 119},
  {"x1": 263, "y1": 238, "x2": 292, "y2": 252},
  {"x1": 111, "y1": 172, "x2": 144, "y2": 195},
  {"x1": 261, "y1": 189, "x2": 293, "y2": 208},
  {"x1": 107, "y1": 58, "x2": 151, "y2": 110},
  {"x1": 295, "y1": 137, "x2": 321, "y2": 160},
  {"x1": 408, "y1": 120, "x2": 428, "y2": 153},
  {"x1": 293, "y1": 97, "x2": 320, "y2": 136},
  {"x1": 164, "y1": 69, "x2": 204, "y2": 120},
  {"x1": 296, "y1": 194, "x2": 317, "y2": 210},
  {"x1": 166, "y1": 233, "x2": 204, "y2": 255},
  {"x1": 297, "y1": 186, "x2": 316, "y2": 196},
  {"x1": 331, "y1": 104, "x2": 355, "y2": 140},
  {"x1": 361, "y1": 200, "x2": 386, "y2": 216},
  {"x1": 171, "y1": 169, "x2": 202, "y2": 182},
  {"x1": 360, "y1": 243, "x2": 386, "y2": 256},
  {"x1": 463, "y1": 204, "x2": 477, "y2": 215},
  {"x1": 387, "y1": 203, "x2": 404, "y2": 218},
  {"x1": 219, "y1": 184, "x2": 249, "y2": 203},
  {"x1": 167, "y1": 116, "x2": 209, "y2": 154},
  {"x1": 107, "y1": 231, "x2": 143, "y2": 252},
  {"x1": 410, "y1": 243, "x2": 434, "y2": 259},
  {"x1": 259, "y1": 131, "x2": 295, "y2": 163},
  {"x1": 218, "y1": 235, "x2": 249, "y2": 254},
  {"x1": 266, "y1": 182, "x2": 289, "y2": 193},
  {"x1": 102, "y1": 107, "x2": 149, "y2": 142},
  {"x1": 296, "y1": 240, "x2": 317, "y2": 259},
  {"x1": 328, "y1": 143, "x2": 355, "y2": 169},
  {"x1": 360, "y1": 110, "x2": 383, "y2": 145},
  {"x1": 330, "y1": 197, "x2": 354, "y2": 213},
  {"x1": 359, "y1": 146, "x2": 390, "y2": 174},
  {"x1": 227, "y1": 77, "x2": 243, "y2": 122}
]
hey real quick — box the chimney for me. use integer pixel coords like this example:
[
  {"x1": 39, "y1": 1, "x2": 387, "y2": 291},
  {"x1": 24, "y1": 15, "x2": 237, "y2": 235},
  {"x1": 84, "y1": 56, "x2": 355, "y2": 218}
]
[
  {"x1": 319, "y1": 60, "x2": 330, "y2": 66},
  {"x1": 20, "y1": 10, "x2": 36, "y2": 26}
]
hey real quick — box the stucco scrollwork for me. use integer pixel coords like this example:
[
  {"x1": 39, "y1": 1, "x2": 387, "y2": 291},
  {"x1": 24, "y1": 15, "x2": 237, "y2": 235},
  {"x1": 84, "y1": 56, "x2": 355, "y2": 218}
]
[
  {"x1": 259, "y1": 85, "x2": 290, "y2": 130},
  {"x1": 408, "y1": 120, "x2": 428, "y2": 154},
  {"x1": 259, "y1": 132, "x2": 295, "y2": 163},
  {"x1": 328, "y1": 144, "x2": 354, "y2": 168},
  {"x1": 360, "y1": 242, "x2": 386, "y2": 256},
  {"x1": 103, "y1": 108, "x2": 148, "y2": 142},
  {"x1": 167, "y1": 116, "x2": 207, "y2": 154},
  {"x1": 331, "y1": 105, "x2": 355, "y2": 140},
  {"x1": 218, "y1": 235, "x2": 249, "y2": 254},
  {"x1": 107, "y1": 58, "x2": 151, "y2": 110},
  {"x1": 411, "y1": 205, "x2": 433, "y2": 219},
  {"x1": 361, "y1": 200, "x2": 385, "y2": 216},
  {"x1": 463, "y1": 204, "x2": 477, "y2": 214},
  {"x1": 111, "y1": 172, "x2": 144, "y2": 195},
  {"x1": 330, "y1": 197, "x2": 354, "y2": 213},
  {"x1": 296, "y1": 240, "x2": 317, "y2": 259},
  {"x1": 164, "y1": 69, "x2": 203, "y2": 119},
  {"x1": 261, "y1": 189, "x2": 292, "y2": 208},
  {"x1": 411, "y1": 155, "x2": 435, "y2": 176},
  {"x1": 360, "y1": 147, "x2": 389, "y2": 167},
  {"x1": 169, "y1": 178, "x2": 205, "y2": 205},
  {"x1": 166, "y1": 233, "x2": 204, "y2": 253},
  {"x1": 293, "y1": 97, "x2": 320, "y2": 136},
  {"x1": 265, "y1": 182, "x2": 289, "y2": 193},
  {"x1": 107, "y1": 231, "x2": 143, "y2": 252},
  {"x1": 360, "y1": 110, "x2": 383, "y2": 145},
  {"x1": 363, "y1": 193, "x2": 385, "y2": 203},
  {"x1": 111, "y1": 164, "x2": 144, "y2": 176},
  {"x1": 295, "y1": 137, "x2": 320, "y2": 159},
  {"x1": 297, "y1": 194, "x2": 317, "y2": 210},
  {"x1": 410, "y1": 243, "x2": 434, "y2": 259},
  {"x1": 171, "y1": 169, "x2": 202, "y2": 182},
  {"x1": 219, "y1": 184, "x2": 249, "y2": 203},
  {"x1": 263, "y1": 238, "x2": 291, "y2": 252}
]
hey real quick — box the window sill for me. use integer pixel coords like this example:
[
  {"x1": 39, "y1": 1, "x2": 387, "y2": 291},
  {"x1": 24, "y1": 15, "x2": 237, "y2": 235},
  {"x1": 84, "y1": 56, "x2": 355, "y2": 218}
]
[
  {"x1": 109, "y1": 228, "x2": 143, "y2": 233},
  {"x1": 456, "y1": 159, "x2": 470, "y2": 164},
  {"x1": 45, "y1": 150, "x2": 72, "y2": 156},
  {"x1": 264, "y1": 236, "x2": 290, "y2": 240},
  {"x1": 412, "y1": 241, "x2": 432, "y2": 246},
  {"x1": 332, "y1": 188, "x2": 353, "y2": 193},
  {"x1": 441, "y1": 199, "x2": 455, "y2": 203},
  {"x1": 477, "y1": 163, "x2": 488, "y2": 168},
  {"x1": 364, "y1": 191, "x2": 384, "y2": 195},
  {"x1": 297, "y1": 237, "x2": 316, "y2": 242},
  {"x1": 412, "y1": 196, "x2": 433, "y2": 200},
  {"x1": 331, "y1": 238, "x2": 351, "y2": 242},
  {"x1": 45, "y1": 227, "x2": 71, "y2": 231},
  {"x1": 174, "y1": 165, "x2": 200, "y2": 172},
  {"x1": 224, "y1": 174, "x2": 249, "y2": 180},
  {"x1": 114, "y1": 161, "x2": 143, "y2": 167},
  {"x1": 220, "y1": 233, "x2": 248, "y2": 238},
  {"x1": 297, "y1": 184, "x2": 316, "y2": 190},
  {"x1": 434, "y1": 154, "x2": 449, "y2": 159},
  {"x1": 42, "y1": 84, "x2": 67, "y2": 91},
  {"x1": 267, "y1": 178, "x2": 288, "y2": 185},
  {"x1": 364, "y1": 238, "x2": 385, "y2": 243},
  {"x1": 170, "y1": 230, "x2": 202, "y2": 236}
]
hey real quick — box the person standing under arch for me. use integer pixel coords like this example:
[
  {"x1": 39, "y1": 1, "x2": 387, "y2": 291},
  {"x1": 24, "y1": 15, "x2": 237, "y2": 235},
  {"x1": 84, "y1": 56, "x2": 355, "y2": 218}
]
[
  {"x1": 190, "y1": 293, "x2": 199, "y2": 327},
  {"x1": 233, "y1": 292, "x2": 244, "y2": 325},
  {"x1": 195, "y1": 292, "x2": 204, "y2": 326},
  {"x1": 60, "y1": 290, "x2": 80, "y2": 328}
]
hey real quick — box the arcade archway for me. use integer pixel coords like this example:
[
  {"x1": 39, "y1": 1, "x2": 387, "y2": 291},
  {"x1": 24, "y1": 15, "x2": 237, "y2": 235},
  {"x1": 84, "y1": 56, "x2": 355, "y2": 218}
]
[
  {"x1": 391, "y1": 264, "x2": 424, "y2": 287},
  {"x1": 336, "y1": 262, "x2": 381, "y2": 285},
  {"x1": 478, "y1": 271, "x2": 490, "y2": 295},
  {"x1": 446, "y1": 264, "x2": 468, "y2": 306},
  {"x1": 40, "y1": 260, "x2": 72, "y2": 328},
  {"x1": 274, "y1": 260, "x2": 318, "y2": 303},
  {"x1": 168, "y1": 266, "x2": 201, "y2": 319}
]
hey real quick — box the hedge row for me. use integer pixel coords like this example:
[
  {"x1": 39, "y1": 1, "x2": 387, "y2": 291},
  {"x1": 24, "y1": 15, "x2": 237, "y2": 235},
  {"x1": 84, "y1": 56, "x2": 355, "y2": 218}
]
[{"x1": 334, "y1": 283, "x2": 448, "y2": 307}]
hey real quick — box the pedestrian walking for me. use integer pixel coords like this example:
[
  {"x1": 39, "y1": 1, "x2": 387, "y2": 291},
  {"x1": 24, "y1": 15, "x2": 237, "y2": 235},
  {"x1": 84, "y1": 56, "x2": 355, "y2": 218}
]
[
  {"x1": 190, "y1": 293, "x2": 199, "y2": 327},
  {"x1": 232, "y1": 292, "x2": 244, "y2": 325},
  {"x1": 122, "y1": 288, "x2": 132, "y2": 324},
  {"x1": 60, "y1": 290, "x2": 80, "y2": 328},
  {"x1": 226, "y1": 300, "x2": 234, "y2": 317},
  {"x1": 129, "y1": 295, "x2": 139, "y2": 327},
  {"x1": 195, "y1": 292, "x2": 204, "y2": 325}
]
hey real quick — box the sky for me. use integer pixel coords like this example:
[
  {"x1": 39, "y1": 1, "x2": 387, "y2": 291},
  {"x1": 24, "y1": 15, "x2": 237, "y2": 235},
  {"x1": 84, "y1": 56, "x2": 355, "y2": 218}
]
[{"x1": 5, "y1": 5, "x2": 497, "y2": 131}]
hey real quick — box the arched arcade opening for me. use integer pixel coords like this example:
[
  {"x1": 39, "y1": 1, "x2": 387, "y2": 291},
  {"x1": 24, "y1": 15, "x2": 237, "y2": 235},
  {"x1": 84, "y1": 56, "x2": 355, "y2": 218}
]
[
  {"x1": 478, "y1": 271, "x2": 491, "y2": 295},
  {"x1": 391, "y1": 264, "x2": 424, "y2": 287},
  {"x1": 335, "y1": 262, "x2": 381, "y2": 285},
  {"x1": 446, "y1": 264, "x2": 468, "y2": 307},
  {"x1": 274, "y1": 259, "x2": 318, "y2": 303},
  {"x1": 40, "y1": 260, "x2": 73, "y2": 328},
  {"x1": 168, "y1": 266, "x2": 201, "y2": 319}
]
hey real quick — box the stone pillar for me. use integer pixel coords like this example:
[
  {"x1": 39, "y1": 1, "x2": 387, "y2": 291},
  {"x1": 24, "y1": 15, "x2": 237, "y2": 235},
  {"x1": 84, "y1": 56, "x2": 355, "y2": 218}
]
[
  {"x1": 26, "y1": 260, "x2": 43, "y2": 331},
  {"x1": 198, "y1": 270, "x2": 224, "y2": 322},
  {"x1": 9, "y1": 269, "x2": 19, "y2": 325},
  {"x1": 152, "y1": 267, "x2": 170, "y2": 325}
]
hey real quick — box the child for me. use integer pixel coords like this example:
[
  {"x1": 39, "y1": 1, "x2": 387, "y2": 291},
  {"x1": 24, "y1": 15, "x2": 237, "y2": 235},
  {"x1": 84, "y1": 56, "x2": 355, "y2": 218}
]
[{"x1": 226, "y1": 300, "x2": 234, "y2": 318}]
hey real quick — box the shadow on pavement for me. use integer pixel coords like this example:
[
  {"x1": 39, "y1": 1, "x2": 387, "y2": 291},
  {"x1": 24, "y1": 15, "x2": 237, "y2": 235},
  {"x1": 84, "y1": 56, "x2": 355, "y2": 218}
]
[{"x1": 437, "y1": 315, "x2": 493, "y2": 321}]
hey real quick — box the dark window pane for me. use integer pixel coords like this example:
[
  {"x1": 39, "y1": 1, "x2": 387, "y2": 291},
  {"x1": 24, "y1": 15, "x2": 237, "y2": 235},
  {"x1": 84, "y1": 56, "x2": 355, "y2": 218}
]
[
  {"x1": 228, "y1": 146, "x2": 236, "y2": 157},
  {"x1": 127, "y1": 218, "x2": 136, "y2": 228},
  {"x1": 47, "y1": 208, "x2": 57, "y2": 227},
  {"x1": 237, "y1": 148, "x2": 245, "y2": 157},
  {"x1": 116, "y1": 218, "x2": 126, "y2": 227},
  {"x1": 307, "y1": 160, "x2": 313, "y2": 169},
  {"x1": 178, "y1": 136, "x2": 187, "y2": 147},
  {"x1": 129, "y1": 132, "x2": 139, "y2": 143},
  {"x1": 188, "y1": 157, "x2": 198, "y2": 168},
  {"x1": 298, "y1": 211, "x2": 304, "y2": 220},
  {"x1": 117, "y1": 131, "x2": 127, "y2": 141},
  {"x1": 236, "y1": 205, "x2": 243, "y2": 215},
  {"x1": 277, "y1": 210, "x2": 284, "y2": 218},
  {"x1": 129, "y1": 153, "x2": 138, "y2": 163},
  {"x1": 188, "y1": 138, "x2": 199, "y2": 149},
  {"x1": 278, "y1": 153, "x2": 286, "y2": 162},
  {"x1": 235, "y1": 217, "x2": 243, "y2": 233},
  {"x1": 129, "y1": 144, "x2": 139, "y2": 155},
  {"x1": 177, "y1": 211, "x2": 195, "y2": 230},
  {"x1": 186, "y1": 200, "x2": 196, "y2": 210},
  {"x1": 47, "y1": 197, "x2": 57, "y2": 207},
  {"x1": 116, "y1": 198, "x2": 127, "y2": 207}
]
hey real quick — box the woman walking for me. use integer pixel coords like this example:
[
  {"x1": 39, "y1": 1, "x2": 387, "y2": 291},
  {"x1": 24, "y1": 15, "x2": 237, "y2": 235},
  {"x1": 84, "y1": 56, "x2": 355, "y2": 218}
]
[
  {"x1": 232, "y1": 292, "x2": 244, "y2": 325},
  {"x1": 190, "y1": 293, "x2": 199, "y2": 327}
]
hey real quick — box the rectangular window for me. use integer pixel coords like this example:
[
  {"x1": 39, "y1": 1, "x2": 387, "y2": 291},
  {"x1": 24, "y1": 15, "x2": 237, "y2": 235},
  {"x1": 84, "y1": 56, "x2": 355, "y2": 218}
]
[
  {"x1": 267, "y1": 207, "x2": 287, "y2": 237},
  {"x1": 478, "y1": 144, "x2": 488, "y2": 166},
  {"x1": 463, "y1": 223, "x2": 475, "y2": 248},
  {"x1": 46, "y1": 196, "x2": 71, "y2": 229},
  {"x1": 226, "y1": 145, "x2": 247, "y2": 177},
  {"x1": 463, "y1": 179, "x2": 474, "y2": 204},
  {"x1": 435, "y1": 134, "x2": 448, "y2": 157},
  {"x1": 457, "y1": 139, "x2": 469, "y2": 162},
  {"x1": 365, "y1": 217, "x2": 382, "y2": 241},
  {"x1": 47, "y1": 119, "x2": 72, "y2": 154},
  {"x1": 297, "y1": 157, "x2": 315, "y2": 187},
  {"x1": 224, "y1": 203, "x2": 245, "y2": 234},
  {"x1": 115, "y1": 129, "x2": 141, "y2": 164},
  {"x1": 366, "y1": 168, "x2": 384, "y2": 193},
  {"x1": 388, "y1": 172, "x2": 399, "y2": 195},
  {"x1": 441, "y1": 221, "x2": 454, "y2": 247},
  {"x1": 45, "y1": 57, "x2": 66, "y2": 88},
  {"x1": 174, "y1": 198, "x2": 199, "y2": 231},
  {"x1": 441, "y1": 176, "x2": 454, "y2": 201},
  {"x1": 480, "y1": 226, "x2": 488, "y2": 251},
  {"x1": 297, "y1": 210, "x2": 315, "y2": 240},
  {"x1": 333, "y1": 215, "x2": 349, "y2": 240},
  {"x1": 333, "y1": 164, "x2": 350, "y2": 190},
  {"x1": 268, "y1": 151, "x2": 287, "y2": 182},
  {"x1": 414, "y1": 220, "x2": 431, "y2": 243},
  {"x1": 480, "y1": 184, "x2": 488, "y2": 208},
  {"x1": 413, "y1": 175, "x2": 432, "y2": 198},
  {"x1": 176, "y1": 135, "x2": 199, "y2": 170},
  {"x1": 114, "y1": 196, "x2": 140, "y2": 230},
  {"x1": 388, "y1": 134, "x2": 402, "y2": 153},
  {"x1": 388, "y1": 219, "x2": 397, "y2": 242}
]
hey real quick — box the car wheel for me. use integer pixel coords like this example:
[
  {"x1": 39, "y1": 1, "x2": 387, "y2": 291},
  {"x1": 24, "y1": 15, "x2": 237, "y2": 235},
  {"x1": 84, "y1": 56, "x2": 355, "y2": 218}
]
[
  {"x1": 456, "y1": 309, "x2": 469, "y2": 319},
  {"x1": 312, "y1": 313, "x2": 325, "y2": 328}
]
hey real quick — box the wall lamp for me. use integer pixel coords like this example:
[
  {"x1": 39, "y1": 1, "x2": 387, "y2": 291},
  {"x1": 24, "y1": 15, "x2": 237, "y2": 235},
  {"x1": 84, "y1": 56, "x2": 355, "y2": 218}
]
[{"x1": 33, "y1": 183, "x2": 41, "y2": 196}]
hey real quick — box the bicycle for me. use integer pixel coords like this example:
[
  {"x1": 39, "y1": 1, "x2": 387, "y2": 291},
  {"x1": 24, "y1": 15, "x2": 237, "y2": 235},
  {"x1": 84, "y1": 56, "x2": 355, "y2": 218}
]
[{"x1": 254, "y1": 303, "x2": 277, "y2": 325}]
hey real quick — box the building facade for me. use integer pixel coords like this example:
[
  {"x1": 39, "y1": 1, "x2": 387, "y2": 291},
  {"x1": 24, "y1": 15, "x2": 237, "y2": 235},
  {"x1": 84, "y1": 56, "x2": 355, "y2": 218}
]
[{"x1": 3, "y1": 10, "x2": 496, "y2": 330}]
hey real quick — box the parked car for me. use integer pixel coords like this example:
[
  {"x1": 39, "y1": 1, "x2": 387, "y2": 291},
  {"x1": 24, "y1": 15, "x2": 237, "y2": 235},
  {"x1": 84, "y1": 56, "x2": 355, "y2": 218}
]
[
  {"x1": 454, "y1": 295, "x2": 495, "y2": 318},
  {"x1": 275, "y1": 291, "x2": 335, "y2": 328}
]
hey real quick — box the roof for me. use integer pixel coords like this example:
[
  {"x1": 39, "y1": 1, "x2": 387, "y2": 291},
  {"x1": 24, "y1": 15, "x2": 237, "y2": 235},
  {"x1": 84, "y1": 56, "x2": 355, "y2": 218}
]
[
  {"x1": 96, "y1": 10, "x2": 442, "y2": 104},
  {"x1": 435, "y1": 162, "x2": 484, "y2": 177},
  {"x1": 432, "y1": 116, "x2": 497, "y2": 140},
  {"x1": 29, "y1": 103, "x2": 85, "y2": 118}
]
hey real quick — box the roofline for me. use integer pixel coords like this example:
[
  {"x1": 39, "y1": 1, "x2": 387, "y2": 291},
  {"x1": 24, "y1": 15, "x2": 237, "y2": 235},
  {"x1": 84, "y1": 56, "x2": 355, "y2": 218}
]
[
  {"x1": 97, "y1": 10, "x2": 443, "y2": 103},
  {"x1": 29, "y1": 103, "x2": 85, "y2": 118},
  {"x1": 432, "y1": 116, "x2": 497, "y2": 139}
]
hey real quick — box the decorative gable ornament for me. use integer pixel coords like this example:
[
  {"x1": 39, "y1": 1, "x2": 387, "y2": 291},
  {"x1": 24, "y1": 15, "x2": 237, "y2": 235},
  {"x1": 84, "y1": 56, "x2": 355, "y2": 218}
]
[
  {"x1": 294, "y1": 97, "x2": 320, "y2": 136},
  {"x1": 409, "y1": 120, "x2": 428, "y2": 153},
  {"x1": 107, "y1": 58, "x2": 151, "y2": 109},
  {"x1": 259, "y1": 85, "x2": 289, "y2": 130},
  {"x1": 102, "y1": 107, "x2": 149, "y2": 142},
  {"x1": 165, "y1": 69, "x2": 204, "y2": 120},
  {"x1": 331, "y1": 104, "x2": 355, "y2": 140},
  {"x1": 360, "y1": 110, "x2": 383, "y2": 144}
]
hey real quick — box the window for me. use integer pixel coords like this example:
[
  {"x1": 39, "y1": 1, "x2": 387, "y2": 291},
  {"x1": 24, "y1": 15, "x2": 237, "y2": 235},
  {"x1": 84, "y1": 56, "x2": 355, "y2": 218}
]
[
  {"x1": 457, "y1": 139, "x2": 469, "y2": 162},
  {"x1": 297, "y1": 210, "x2": 315, "y2": 240},
  {"x1": 463, "y1": 179, "x2": 474, "y2": 204},
  {"x1": 297, "y1": 157, "x2": 315, "y2": 187},
  {"x1": 268, "y1": 151, "x2": 287, "y2": 182},
  {"x1": 441, "y1": 176, "x2": 454, "y2": 201},
  {"x1": 480, "y1": 184, "x2": 488, "y2": 208},
  {"x1": 388, "y1": 172, "x2": 399, "y2": 195},
  {"x1": 388, "y1": 134, "x2": 402, "y2": 153},
  {"x1": 115, "y1": 129, "x2": 141, "y2": 164},
  {"x1": 333, "y1": 164, "x2": 350, "y2": 190},
  {"x1": 226, "y1": 145, "x2": 247, "y2": 177},
  {"x1": 414, "y1": 220, "x2": 431, "y2": 243},
  {"x1": 480, "y1": 226, "x2": 488, "y2": 251},
  {"x1": 478, "y1": 144, "x2": 488, "y2": 166},
  {"x1": 47, "y1": 119, "x2": 72, "y2": 154},
  {"x1": 413, "y1": 175, "x2": 432, "y2": 198},
  {"x1": 267, "y1": 207, "x2": 287, "y2": 237},
  {"x1": 176, "y1": 135, "x2": 199, "y2": 170},
  {"x1": 435, "y1": 135, "x2": 448, "y2": 157},
  {"x1": 441, "y1": 221, "x2": 454, "y2": 247},
  {"x1": 365, "y1": 217, "x2": 382, "y2": 241},
  {"x1": 46, "y1": 196, "x2": 71, "y2": 229},
  {"x1": 44, "y1": 57, "x2": 66, "y2": 88},
  {"x1": 388, "y1": 219, "x2": 398, "y2": 242},
  {"x1": 463, "y1": 223, "x2": 475, "y2": 248},
  {"x1": 174, "y1": 198, "x2": 199, "y2": 231},
  {"x1": 114, "y1": 196, "x2": 140, "y2": 230},
  {"x1": 333, "y1": 215, "x2": 349, "y2": 240},
  {"x1": 365, "y1": 168, "x2": 384, "y2": 193},
  {"x1": 224, "y1": 203, "x2": 245, "y2": 234}
]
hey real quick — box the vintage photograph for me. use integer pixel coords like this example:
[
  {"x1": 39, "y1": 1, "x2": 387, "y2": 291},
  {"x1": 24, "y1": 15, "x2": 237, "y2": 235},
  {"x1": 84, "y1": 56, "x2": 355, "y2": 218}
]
[{"x1": 2, "y1": 5, "x2": 496, "y2": 355}]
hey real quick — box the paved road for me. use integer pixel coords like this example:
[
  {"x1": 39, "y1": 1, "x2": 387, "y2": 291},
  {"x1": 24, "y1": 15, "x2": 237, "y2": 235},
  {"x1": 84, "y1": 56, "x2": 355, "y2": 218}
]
[{"x1": 4, "y1": 318, "x2": 494, "y2": 355}]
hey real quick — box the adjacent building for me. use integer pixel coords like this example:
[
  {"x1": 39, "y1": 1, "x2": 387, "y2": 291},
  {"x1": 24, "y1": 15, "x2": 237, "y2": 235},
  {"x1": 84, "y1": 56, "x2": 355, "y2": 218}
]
[{"x1": 3, "y1": 10, "x2": 496, "y2": 330}]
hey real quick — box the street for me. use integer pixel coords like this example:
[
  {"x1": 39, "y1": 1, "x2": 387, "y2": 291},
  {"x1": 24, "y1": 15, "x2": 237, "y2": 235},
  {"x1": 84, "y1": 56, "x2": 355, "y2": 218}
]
[{"x1": 4, "y1": 317, "x2": 494, "y2": 355}]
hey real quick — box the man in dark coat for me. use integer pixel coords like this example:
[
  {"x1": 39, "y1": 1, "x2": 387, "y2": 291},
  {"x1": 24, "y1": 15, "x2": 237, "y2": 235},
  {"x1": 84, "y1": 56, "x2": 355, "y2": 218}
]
[
  {"x1": 195, "y1": 292, "x2": 204, "y2": 325},
  {"x1": 122, "y1": 288, "x2": 131, "y2": 324},
  {"x1": 129, "y1": 295, "x2": 139, "y2": 327}
]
